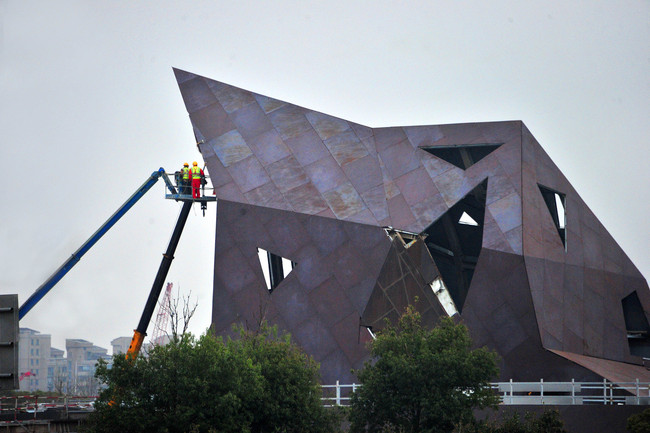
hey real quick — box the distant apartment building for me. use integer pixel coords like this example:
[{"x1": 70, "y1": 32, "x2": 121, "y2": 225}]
[
  {"x1": 66, "y1": 339, "x2": 111, "y2": 396},
  {"x1": 112, "y1": 335, "x2": 172, "y2": 359},
  {"x1": 111, "y1": 336, "x2": 132, "y2": 355},
  {"x1": 18, "y1": 328, "x2": 51, "y2": 392},
  {"x1": 17, "y1": 328, "x2": 111, "y2": 395},
  {"x1": 47, "y1": 347, "x2": 68, "y2": 394}
]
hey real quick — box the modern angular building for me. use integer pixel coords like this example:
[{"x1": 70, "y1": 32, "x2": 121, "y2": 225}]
[{"x1": 174, "y1": 69, "x2": 650, "y2": 391}]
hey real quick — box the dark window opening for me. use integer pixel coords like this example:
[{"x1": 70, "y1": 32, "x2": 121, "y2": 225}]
[
  {"x1": 538, "y1": 184, "x2": 567, "y2": 250},
  {"x1": 421, "y1": 179, "x2": 488, "y2": 313},
  {"x1": 421, "y1": 143, "x2": 503, "y2": 170},
  {"x1": 622, "y1": 291, "x2": 650, "y2": 358},
  {"x1": 257, "y1": 248, "x2": 295, "y2": 292}
]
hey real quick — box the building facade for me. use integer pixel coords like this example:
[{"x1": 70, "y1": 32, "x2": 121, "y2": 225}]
[
  {"x1": 47, "y1": 347, "x2": 68, "y2": 394},
  {"x1": 175, "y1": 69, "x2": 650, "y2": 391},
  {"x1": 110, "y1": 336, "x2": 132, "y2": 356},
  {"x1": 17, "y1": 329, "x2": 111, "y2": 395},
  {"x1": 65, "y1": 339, "x2": 110, "y2": 396},
  {"x1": 18, "y1": 328, "x2": 51, "y2": 392}
]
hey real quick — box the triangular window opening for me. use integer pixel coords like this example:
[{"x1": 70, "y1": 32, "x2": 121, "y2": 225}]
[
  {"x1": 422, "y1": 179, "x2": 488, "y2": 313},
  {"x1": 257, "y1": 248, "x2": 296, "y2": 292},
  {"x1": 421, "y1": 143, "x2": 503, "y2": 170},
  {"x1": 458, "y1": 211, "x2": 479, "y2": 226},
  {"x1": 538, "y1": 185, "x2": 567, "y2": 250},
  {"x1": 430, "y1": 277, "x2": 459, "y2": 317},
  {"x1": 622, "y1": 291, "x2": 650, "y2": 358}
]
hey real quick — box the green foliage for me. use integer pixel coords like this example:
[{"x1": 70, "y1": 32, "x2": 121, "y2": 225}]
[
  {"x1": 455, "y1": 409, "x2": 567, "y2": 433},
  {"x1": 349, "y1": 305, "x2": 500, "y2": 433},
  {"x1": 627, "y1": 407, "x2": 650, "y2": 433},
  {"x1": 232, "y1": 323, "x2": 340, "y2": 433},
  {"x1": 84, "y1": 324, "x2": 339, "y2": 433}
]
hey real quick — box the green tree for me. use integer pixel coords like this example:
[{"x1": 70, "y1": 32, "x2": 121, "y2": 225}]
[
  {"x1": 349, "y1": 305, "x2": 500, "y2": 433},
  {"x1": 84, "y1": 324, "x2": 339, "y2": 433},
  {"x1": 455, "y1": 409, "x2": 567, "y2": 433},
  {"x1": 233, "y1": 323, "x2": 340, "y2": 433},
  {"x1": 627, "y1": 407, "x2": 650, "y2": 433}
]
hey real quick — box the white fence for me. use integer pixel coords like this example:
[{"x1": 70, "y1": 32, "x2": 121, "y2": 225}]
[{"x1": 321, "y1": 379, "x2": 650, "y2": 407}]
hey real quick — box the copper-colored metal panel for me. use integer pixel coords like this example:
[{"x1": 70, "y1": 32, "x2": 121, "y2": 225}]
[
  {"x1": 190, "y1": 103, "x2": 236, "y2": 143},
  {"x1": 324, "y1": 130, "x2": 369, "y2": 166},
  {"x1": 178, "y1": 77, "x2": 217, "y2": 112},
  {"x1": 304, "y1": 154, "x2": 348, "y2": 194},
  {"x1": 229, "y1": 100, "x2": 274, "y2": 141},
  {"x1": 379, "y1": 138, "x2": 421, "y2": 180},
  {"x1": 305, "y1": 111, "x2": 351, "y2": 141},
  {"x1": 342, "y1": 154, "x2": 383, "y2": 195}
]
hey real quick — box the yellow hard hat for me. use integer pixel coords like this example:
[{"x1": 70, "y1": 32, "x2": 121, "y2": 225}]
[
  {"x1": 184, "y1": 162, "x2": 189, "y2": 167},
  {"x1": 193, "y1": 161, "x2": 198, "y2": 166}
]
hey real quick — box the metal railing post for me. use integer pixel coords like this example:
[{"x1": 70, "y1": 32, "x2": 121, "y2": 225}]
[
  {"x1": 336, "y1": 380, "x2": 341, "y2": 406},
  {"x1": 571, "y1": 379, "x2": 575, "y2": 405},
  {"x1": 603, "y1": 379, "x2": 607, "y2": 405},
  {"x1": 509, "y1": 379, "x2": 513, "y2": 405},
  {"x1": 540, "y1": 379, "x2": 544, "y2": 404},
  {"x1": 637, "y1": 379, "x2": 640, "y2": 405}
]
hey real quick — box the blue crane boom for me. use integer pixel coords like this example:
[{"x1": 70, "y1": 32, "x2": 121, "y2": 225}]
[{"x1": 18, "y1": 168, "x2": 172, "y2": 319}]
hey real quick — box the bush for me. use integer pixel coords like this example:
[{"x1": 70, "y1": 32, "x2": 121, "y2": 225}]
[
  {"x1": 455, "y1": 409, "x2": 567, "y2": 433},
  {"x1": 349, "y1": 305, "x2": 500, "y2": 433},
  {"x1": 627, "y1": 407, "x2": 650, "y2": 433},
  {"x1": 84, "y1": 323, "x2": 339, "y2": 433}
]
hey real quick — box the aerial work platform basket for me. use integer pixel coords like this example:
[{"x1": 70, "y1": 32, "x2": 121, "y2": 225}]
[{"x1": 164, "y1": 170, "x2": 216, "y2": 204}]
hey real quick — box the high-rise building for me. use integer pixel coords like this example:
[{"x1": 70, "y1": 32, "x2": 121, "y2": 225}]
[
  {"x1": 47, "y1": 347, "x2": 67, "y2": 394},
  {"x1": 66, "y1": 339, "x2": 110, "y2": 396},
  {"x1": 18, "y1": 330, "x2": 111, "y2": 395},
  {"x1": 18, "y1": 328, "x2": 51, "y2": 392},
  {"x1": 110, "y1": 336, "x2": 132, "y2": 355}
]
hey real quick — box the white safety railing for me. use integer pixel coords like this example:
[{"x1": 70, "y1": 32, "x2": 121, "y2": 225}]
[
  {"x1": 0, "y1": 395, "x2": 96, "y2": 422},
  {"x1": 321, "y1": 381, "x2": 359, "y2": 407},
  {"x1": 165, "y1": 172, "x2": 215, "y2": 198},
  {"x1": 321, "y1": 379, "x2": 650, "y2": 407}
]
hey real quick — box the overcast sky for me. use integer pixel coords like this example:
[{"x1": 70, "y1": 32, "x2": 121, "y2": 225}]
[{"x1": 1, "y1": 1, "x2": 648, "y2": 353}]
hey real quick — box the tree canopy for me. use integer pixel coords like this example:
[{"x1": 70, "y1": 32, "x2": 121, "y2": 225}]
[
  {"x1": 349, "y1": 305, "x2": 500, "y2": 433},
  {"x1": 627, "y1": 407, "x2": 650, "y2": 433},
  {"x1": 84, "y1": 324, "x2": 339, "y2": 433},
  {"x1": 455, "y1": 409, "x2": 567, "y2": 433}
]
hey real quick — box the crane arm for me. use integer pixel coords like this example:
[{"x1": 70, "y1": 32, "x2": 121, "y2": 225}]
[
  {"x1": 125, "y1": 200, "x2": 192, "y2": 358},
  {"x1": 18, "y1": 168, "x2": 169, "y2": 319}
]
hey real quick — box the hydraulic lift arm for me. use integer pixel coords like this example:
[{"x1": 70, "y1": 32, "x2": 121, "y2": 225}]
[
  {"x1": 18, "y1": 168, "x2": 171, "y2": 320},
  {"x1": 125, "y1": 200, "x2": 192, "y2": 358}
]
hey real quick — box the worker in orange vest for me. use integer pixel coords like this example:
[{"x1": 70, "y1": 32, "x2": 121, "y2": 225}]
[
  {"x1": 191, "y1": 161, "x2": 204, "y2": 199},
  {"x1": 181, "y1": 162, "x2": 191, "y2": 195}
]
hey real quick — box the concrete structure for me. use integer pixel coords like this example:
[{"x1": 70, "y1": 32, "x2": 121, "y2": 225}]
[
  {"x1": 65, "y1": 339, "x2": 110, "y2": 395},
  {"x1": 175, "y1": 69, "x2": 650, "y2": 393},
  {"x1": 17, "y1": 329, "x2": 111, "y2": 395},
  {"x1": 18, "y1": 328, "x2": 51, "y2": 392},
  {"x1": 111, "y1": 336, "x2": 132, "y2": 355},
  {"x1": 47, "y1": 347, "x2": 68, "y2": 393}
]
